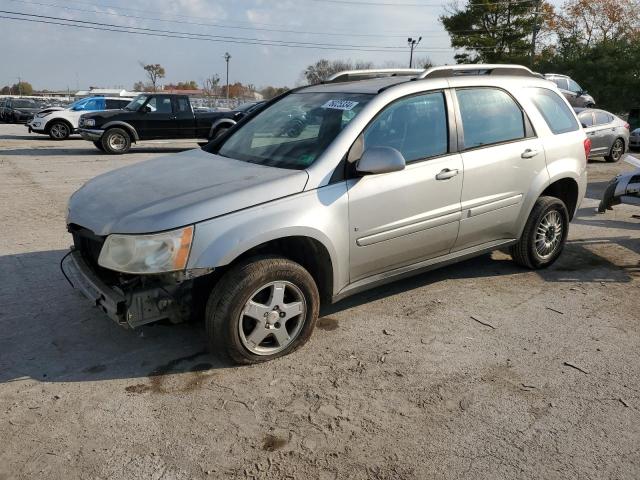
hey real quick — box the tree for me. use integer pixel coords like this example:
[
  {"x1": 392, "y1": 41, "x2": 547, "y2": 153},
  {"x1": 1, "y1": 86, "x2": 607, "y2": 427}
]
[
  {"x1": 5, "y1": 81, "x2": 34, "y2": 95},
  {"x1": 302, "y1": 59, "x2": 374, "y2": 84},
  {"x1": 139, "y1": 63, "x2": 165, "y2": 92},
  {"x1": 0, "y1": 86, "x2": 11, "y2": 95},
  {"x1": 132, "y1": 81, "x2": 147, "y2": 92},
  {"x1": 202, "y1": 74, "x2": 220, "y2": 98},
  {"x1": 260, "y1": 86, "x2": 289, "y2": 99},
  {"x1": 440, "y1": 0, "x2": 550, "y2": 64}
]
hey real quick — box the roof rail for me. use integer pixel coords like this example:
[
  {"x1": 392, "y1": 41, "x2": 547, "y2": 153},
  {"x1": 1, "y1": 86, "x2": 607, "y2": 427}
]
[
  {"x1": 417, "y1": 64, "x2": 542, "y2": 80},
  {"x1": 327, "y1": 68, "x2": 423, "y2": 83}
]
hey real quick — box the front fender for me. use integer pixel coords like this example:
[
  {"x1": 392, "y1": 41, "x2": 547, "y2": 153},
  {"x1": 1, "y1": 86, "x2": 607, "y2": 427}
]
[{"x1": 187, "y1": 183, "x2": 350, "y2": 296}]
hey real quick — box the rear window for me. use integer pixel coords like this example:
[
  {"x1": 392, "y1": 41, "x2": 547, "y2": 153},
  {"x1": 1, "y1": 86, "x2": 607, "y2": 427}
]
[
  {"x1": 456, "y1": 88, "x2": 525, "y2": 149},
  {"x1": 528, "y1": 88, "x2": 579, "y2": 134},
  {"x1": 578, "y1": 111, "x2": 593, "y2": 127}
]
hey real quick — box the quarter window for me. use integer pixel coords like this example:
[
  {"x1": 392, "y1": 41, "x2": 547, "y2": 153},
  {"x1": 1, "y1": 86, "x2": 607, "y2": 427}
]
[
  {"x1": 527, "y1": 87, "x2": 579, "y2": 135},
  {"x1": 456, "y1": 88, "x2": 525, "y2": 149},
  {"x1": 364, "y1": 92, "x2": 448, "y2": 162}
]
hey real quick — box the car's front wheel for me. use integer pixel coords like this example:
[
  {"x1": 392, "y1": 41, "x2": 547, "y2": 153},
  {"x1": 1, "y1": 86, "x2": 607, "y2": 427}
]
[
  {"x1": 605, "y1": 138, "x2": 624, "y2": 163},
  {"x1": 48, "y1": 121, "x2": 71, "y2": 140},
  {"x1": 205, "y1": 257, "x2": 320, "y2": 364},
  {"x1": 510, "y1": 196, "x2": 569, "y2": 269},
  {"x1": 101, "y1": 128, "x2": 131, "y2": 154}
]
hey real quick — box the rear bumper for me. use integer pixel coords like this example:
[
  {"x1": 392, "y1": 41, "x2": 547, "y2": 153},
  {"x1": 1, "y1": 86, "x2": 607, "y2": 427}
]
[{"x1": 78, "y1": 128, "x2": 104, "y2": 141}]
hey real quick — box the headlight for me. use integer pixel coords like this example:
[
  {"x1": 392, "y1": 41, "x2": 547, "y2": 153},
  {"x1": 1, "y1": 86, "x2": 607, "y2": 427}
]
[
  {"x1": 82, "y1": 118, "x2": 96, "y2": 127},
  {"x1": 98, "y1": 226, "x2": 194, "y2": 274}
]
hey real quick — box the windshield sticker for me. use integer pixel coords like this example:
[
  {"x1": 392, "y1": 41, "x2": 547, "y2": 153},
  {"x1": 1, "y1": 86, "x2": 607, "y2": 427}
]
[{"x1": 322, "y1": 99, "x2": 359, "y2": 111}]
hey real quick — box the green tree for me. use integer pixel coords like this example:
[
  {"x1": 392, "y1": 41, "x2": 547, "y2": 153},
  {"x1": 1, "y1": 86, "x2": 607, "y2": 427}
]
[
  {"x1": 139, "y1": 63, "x2": 166, "y2": 92},
  {"x1": 440, "y1": 0, "x2": 549, "y2": 64},
  {"x1": 8, "y1": 81, "x2": 34, "y2": 95}
]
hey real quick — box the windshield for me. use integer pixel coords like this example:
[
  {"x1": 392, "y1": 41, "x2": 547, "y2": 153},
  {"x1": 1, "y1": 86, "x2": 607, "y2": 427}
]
[
  {"x1": 14, "y1": 100, "x2": 37, "y2": 108},
  {"x1": 212, "y1": 92, "x2": 372, "y2": 169},
  {"x1": 124, "y1": 95, "x2": 148, "y2": 111}
]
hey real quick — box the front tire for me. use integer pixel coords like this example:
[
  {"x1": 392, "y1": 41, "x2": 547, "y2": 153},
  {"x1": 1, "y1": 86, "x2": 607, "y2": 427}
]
[
  {"x1": 605, "y1": 138, "x2": 624, "y2": 163},
  {"x1": 48, "y1": 121, "x2": 71, "y2": 140},
  {"x1": 205, "y1": 257, "x2": 320, "y2": 364},
  {"x1": 101, "y1": 128, "x2": 131, "y2": 154},
  {"x1": 510, "y1": 196, "x2": 569, "y2": 269}
]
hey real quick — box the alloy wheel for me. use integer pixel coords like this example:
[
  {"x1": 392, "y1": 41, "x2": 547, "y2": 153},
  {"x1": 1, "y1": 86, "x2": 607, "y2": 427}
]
[
  {"x1": 50, "y1": 123, "x2": 68, "y2": 139},
  {"x1": 238, "y1": 281, "x2": 306, "y2": 355},
  {"x1": 611, "y1": 139, "x2": 623, "y2": 161},
  {"x1": 535, "y1": 210, "x2": 564, "y2": 259}
]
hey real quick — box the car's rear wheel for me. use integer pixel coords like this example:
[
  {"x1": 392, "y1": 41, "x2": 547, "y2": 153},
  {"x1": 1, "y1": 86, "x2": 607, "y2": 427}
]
[
  {"x1": 510, "y1": 196, "x2": 569, "y2": 269},
  {"x1": 48, "y1": 121, "x2": 70, "y2": 140},
  {"x1": 211, "y1": 125, "x2": 230, "y2": 141},
  {"x1": 605, "y1": 138, "x2": 624, "y2": 163},
  {"x1": 101, "y1": 128, "x2": 131, "y2": 154},
  {"x1": 205, "y1": 256, "x2": 319, "y2": 364}
]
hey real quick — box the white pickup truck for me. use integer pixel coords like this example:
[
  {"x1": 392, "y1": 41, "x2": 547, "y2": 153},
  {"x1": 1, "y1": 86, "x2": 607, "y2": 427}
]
[{"x1": 27, "y1": 96, "x2": 132, "y2": 140}]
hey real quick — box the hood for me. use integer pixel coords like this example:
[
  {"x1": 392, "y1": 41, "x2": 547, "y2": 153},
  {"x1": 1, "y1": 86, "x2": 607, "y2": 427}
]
[
  {"x1": 67, "y1": 148, "x2": 309, "y2": 235},
  {"x1": 38, "y1": 107, "x2": 64, "y2": 115}
]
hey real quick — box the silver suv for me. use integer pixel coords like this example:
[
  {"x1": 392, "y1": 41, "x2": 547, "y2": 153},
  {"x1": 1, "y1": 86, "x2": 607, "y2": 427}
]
[{"x1": 63, "y1": 64, "x2": 589, "y2": 364}]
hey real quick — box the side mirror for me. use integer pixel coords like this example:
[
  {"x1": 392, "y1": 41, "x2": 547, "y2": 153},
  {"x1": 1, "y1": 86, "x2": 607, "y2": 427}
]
[{"x1": 356, "y1": 146, "x2": 406, "y2": 175}]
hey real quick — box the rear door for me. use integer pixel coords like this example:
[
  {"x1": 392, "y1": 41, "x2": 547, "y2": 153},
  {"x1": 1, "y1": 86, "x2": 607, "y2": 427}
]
[
  {"x1": 451, "y1": 87, "x2": 547, "y2": 251},
  {"x1": 347, "y1": 90, "x2": 463, "y2": 281},
  {"x1": 173, "y1": 96, "x2": 196, "y2": 138},
  {"x1": 589, "y1": 111, "x2": 615, "y2": 155}
]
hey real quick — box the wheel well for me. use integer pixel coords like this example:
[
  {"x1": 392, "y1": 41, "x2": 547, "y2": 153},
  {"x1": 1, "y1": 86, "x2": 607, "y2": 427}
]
[
  {"x1": 541, "y1": 178, "x2": 579, "y2": 219},
  {"x1": 106, "y1": 125, "x2": 136, "y2": 143},
  {"x1": 46, "y1": 118, "x2": 73, "y2": 132},
  {"x1": 231, "y1": 236, "x2": 334, "y2": 304}
]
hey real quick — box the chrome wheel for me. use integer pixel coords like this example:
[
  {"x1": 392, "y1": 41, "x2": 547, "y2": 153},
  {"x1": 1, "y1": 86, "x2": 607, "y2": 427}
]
[
  {"x1": 611, "y1": 139, "x2": 623, "y2": 161},
  {"x1": 535, "y1": 210, "x2": 563, "y2": 259},
  {"x1": 238, "y1": 281, "x2": 306, "y2": 356},
  {"x1": 107, "y1": 132, "x2": 127, "y2": 151}
]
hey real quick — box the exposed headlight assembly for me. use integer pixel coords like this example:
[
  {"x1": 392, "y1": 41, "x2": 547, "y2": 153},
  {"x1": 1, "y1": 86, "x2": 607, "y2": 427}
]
[
  {"x1": 82, "y1": 118, "x2": 96, "y2": 127},
  {"x1": 98, "y1": 226, "x2": 194, "y2": 274}
]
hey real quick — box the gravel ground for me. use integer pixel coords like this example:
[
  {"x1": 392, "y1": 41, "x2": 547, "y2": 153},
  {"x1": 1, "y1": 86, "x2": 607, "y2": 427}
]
[{"x1": 0, "y1": 124, "x2": 639, "y2": 480}]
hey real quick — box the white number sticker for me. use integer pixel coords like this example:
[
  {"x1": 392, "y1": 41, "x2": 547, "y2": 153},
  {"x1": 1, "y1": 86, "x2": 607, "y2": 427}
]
[{"x1": 322, "y1": 99, "x2": 359, "y2": 111}]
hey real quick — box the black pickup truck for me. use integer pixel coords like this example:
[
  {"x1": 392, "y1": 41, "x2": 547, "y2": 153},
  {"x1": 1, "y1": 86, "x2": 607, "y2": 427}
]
[{"x1": 78, "y1": 93, "x2": 264, "y2": 154}]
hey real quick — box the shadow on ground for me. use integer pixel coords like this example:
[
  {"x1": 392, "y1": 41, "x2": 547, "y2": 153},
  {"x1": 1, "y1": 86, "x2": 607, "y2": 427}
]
[
  {"x1": 0, "y1": 147, "x2": 194, "y2": 156},
  {"x1": 1, "y1": 215, "x2": 637, "y2": 385}
]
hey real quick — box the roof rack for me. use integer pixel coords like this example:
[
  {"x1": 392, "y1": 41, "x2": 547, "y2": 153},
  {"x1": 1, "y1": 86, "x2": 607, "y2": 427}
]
[
  {"x1": 417, "y1": 64, "x2": 542, "y2": 79},
  {"x1": 327, "y1": 68, "x2": 423, "y2": 83}
]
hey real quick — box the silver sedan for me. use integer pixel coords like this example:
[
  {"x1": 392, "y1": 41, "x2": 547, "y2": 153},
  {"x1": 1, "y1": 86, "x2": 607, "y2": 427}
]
[{"x1": 576, "y1": 108, "x2": 630, "y2": 162}]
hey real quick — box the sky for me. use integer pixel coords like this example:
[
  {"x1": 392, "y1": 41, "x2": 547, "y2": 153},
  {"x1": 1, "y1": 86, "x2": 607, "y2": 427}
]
[{"x1": 0, "y1": 0, "x2": 561, "y2": 91}]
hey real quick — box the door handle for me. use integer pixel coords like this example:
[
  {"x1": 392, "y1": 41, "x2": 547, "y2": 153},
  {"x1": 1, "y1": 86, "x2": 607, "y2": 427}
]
[
  {"x1": 521, "y1": 149, "x2": 540, "y2": 159},
  {"x1": 435, "y1": 168, "x2": 459, "y2": 180}
]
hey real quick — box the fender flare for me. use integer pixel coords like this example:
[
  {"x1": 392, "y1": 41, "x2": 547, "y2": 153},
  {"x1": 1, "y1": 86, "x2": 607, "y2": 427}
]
[
  {"x1": 208, "y1": 118, "x2": 236, "y2": 139},
  {"x1": 102, "y1": 121, "x2": 140, "y2": 142}
]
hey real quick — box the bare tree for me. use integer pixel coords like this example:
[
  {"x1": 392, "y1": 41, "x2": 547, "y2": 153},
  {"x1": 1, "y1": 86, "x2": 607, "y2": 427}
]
[{"x1": 139, "y1": 62, "x2": 166, "y2": 92}]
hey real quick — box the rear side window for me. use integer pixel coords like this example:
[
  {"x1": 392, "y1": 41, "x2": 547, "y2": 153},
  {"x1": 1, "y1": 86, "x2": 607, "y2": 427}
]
[
  {"x1": 594, "y1": 111, "x2": 612, "y2": 125},
  {"x1": 176, "y1": 97, "x2": 191, "y2": 113},
  {"x1": 105, "y1": 99, "x2": 128, "y2": 109},
  {"x1": 578, "y1": 111, "x2": 593, "y2": 127},
  {"x1": 364, "y1": 92, "x2": 448, "y2": 162},
  {"x1": 528, "y1": 88, "x2": 579, "y2": 135},
  {"x1": 456, "y1": 88, "x2": 525, "y2": 149}
]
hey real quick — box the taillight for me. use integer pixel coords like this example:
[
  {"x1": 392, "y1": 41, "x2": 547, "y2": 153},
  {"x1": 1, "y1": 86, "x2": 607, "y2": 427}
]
[
  {"x1": 583, "y1": 138, "x2": 592, "y2": 161},
  {"x1": 624, "y1": 123, "x2": 630, "y2": 130}
]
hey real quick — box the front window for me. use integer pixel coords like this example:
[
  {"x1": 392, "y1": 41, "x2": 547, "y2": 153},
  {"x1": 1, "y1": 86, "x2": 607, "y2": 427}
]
[
  {"x1": 567, "y1": 79, "x2": 583, "y2": 93},
  {"x1": 124, "y1": 95, "x2": 148, "y2": 111},
  {"x1": 212, "y1": 92, "x2": 372, "y2": 169}
]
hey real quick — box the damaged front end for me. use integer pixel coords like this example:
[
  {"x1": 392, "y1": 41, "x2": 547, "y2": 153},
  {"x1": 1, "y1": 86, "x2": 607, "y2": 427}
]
[
  {"x1": 61, "y1": 226, "x2": 211, "y2": 329},
  {"x1": 598, "y1": 155, "x2": 640, "y2": 213}
]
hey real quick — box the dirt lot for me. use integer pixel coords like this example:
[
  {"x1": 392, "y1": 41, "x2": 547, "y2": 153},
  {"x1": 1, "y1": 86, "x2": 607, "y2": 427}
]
[{"x1": 0, "y1": 124, "x2": 639, "y2": 480}]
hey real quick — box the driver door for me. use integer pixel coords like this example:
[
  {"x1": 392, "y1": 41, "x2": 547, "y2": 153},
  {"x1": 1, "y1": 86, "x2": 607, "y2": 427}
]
[{"x1": 347, "y1": 91, "x2": 463, "y2": 282}]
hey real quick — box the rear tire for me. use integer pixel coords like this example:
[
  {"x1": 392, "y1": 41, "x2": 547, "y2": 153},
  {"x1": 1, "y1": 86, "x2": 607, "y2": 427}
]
[
  {"x1": 48, "y1": 121, "x2": 71, "y2": 140},
  {"x1": 101, "y1": 128, "x2": 131, "y2": 154},
  {"x1": 210, "y1": 125, "x2": 230, "y2": 141},
  {"x1": 605, "y1": 138, "x2": 624, "y2": 163},
  {"x1": 510, "y1": 196, "x2": 569, "y2": 269},
  {"x1": 205, "y1": 256, "x2": 319, "y2": 364}
]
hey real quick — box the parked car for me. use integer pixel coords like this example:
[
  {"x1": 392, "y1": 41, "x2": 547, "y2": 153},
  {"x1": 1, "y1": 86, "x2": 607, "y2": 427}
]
[
  {"x1": 0, "y1": 97, "x2": 9, "y2": 121},
  {"x1": 544, "y1": 74, "x2": 595, "y2": 108},
  {"x1": 630, "y1": 128, "x2": 640, "y2": 150},
  {"x1": 628, "y1": 107, "x2": 639, "y2": 132},
  {"x1": 575, "y1": 108, "x2": 629, "y2": 162},
  {"x1": 599, "y1": 156, "x2": 640, "y2": 212},
  {"x1": 1, "y1": 98, "x2": 44, "y2": 123},
  {"x1": 63, "y1": 64, "x2": 588, "y2": 363},
  {"x1": 77, "y1": 94, "x2": 263, "y2": 154},
  {"x1": 27, "y1": 96, "x2": 132, "y2": 140}
]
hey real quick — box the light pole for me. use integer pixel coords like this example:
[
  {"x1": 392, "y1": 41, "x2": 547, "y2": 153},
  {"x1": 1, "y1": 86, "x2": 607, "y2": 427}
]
[
  {"x1": 224, "y1": 52, "x2": 231, "y2": 103},
  {"x1": 407, "y1": 37, "x2": 422, "y2": 68}
]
